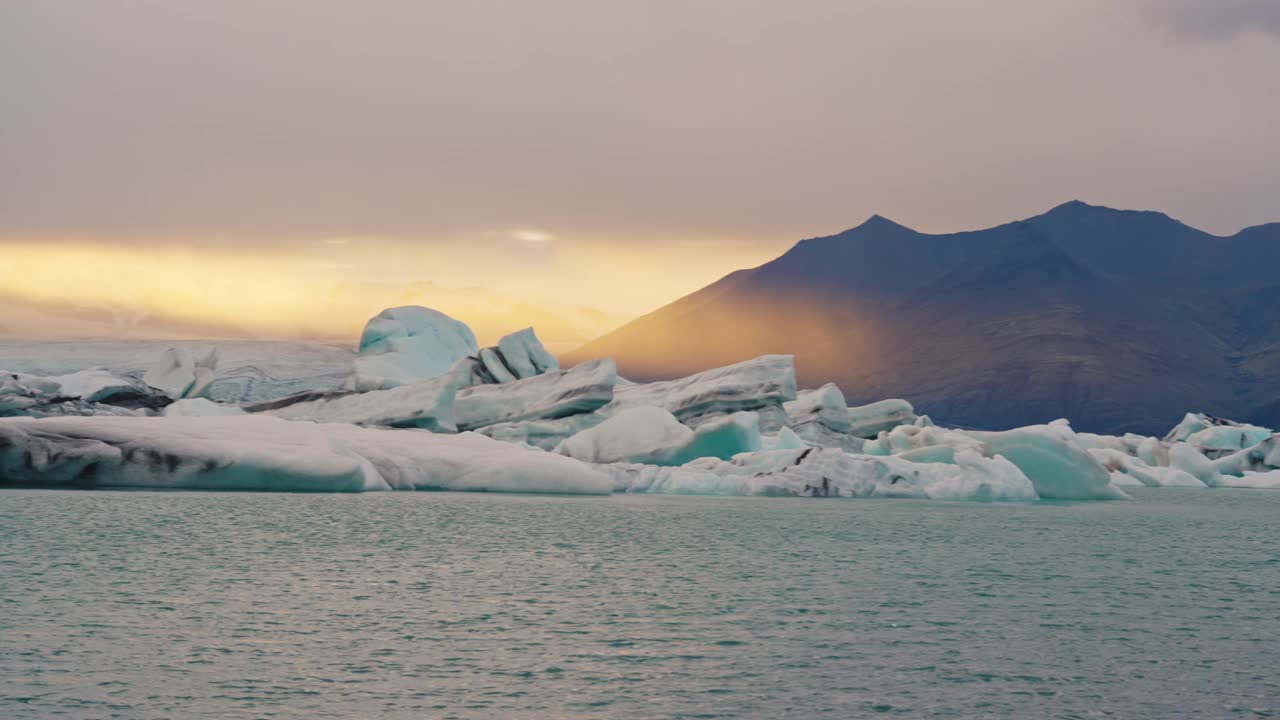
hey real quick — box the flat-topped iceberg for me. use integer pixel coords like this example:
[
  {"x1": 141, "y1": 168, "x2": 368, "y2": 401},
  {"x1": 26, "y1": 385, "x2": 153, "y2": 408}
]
[
  {"x1": 0, "y1": 415, "x2": 610, "y2": 494},
  {"x1": 253, "y1": 365, "x2": 466, "y2": 431},
  {"x1": 602, "y1": 354, "x2": 796, "y2": 429},
  {"x1": 847, "y1": 398, "x2": 917, "y2": 438},
  {"x1": 455, "y1": 359, "x2": 616, "y2": 430}
]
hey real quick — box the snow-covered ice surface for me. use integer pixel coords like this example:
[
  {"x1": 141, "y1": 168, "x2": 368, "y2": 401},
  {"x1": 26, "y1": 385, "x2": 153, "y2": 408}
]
[{"x1": 4, "y1": 305, "x2": 1280, "y2": 501}]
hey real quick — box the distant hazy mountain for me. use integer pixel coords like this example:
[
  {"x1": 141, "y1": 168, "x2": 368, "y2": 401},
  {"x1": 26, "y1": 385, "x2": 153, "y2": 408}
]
[{"x1": 567, "y1": 201, "x2": 1280, "y2": 434}]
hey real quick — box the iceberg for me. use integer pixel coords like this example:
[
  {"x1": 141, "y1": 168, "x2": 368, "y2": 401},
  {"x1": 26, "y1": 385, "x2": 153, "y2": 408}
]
[
  {"x1": 497, "y1": 327, "x2": 559, "y2": 377},
  {"x1": 456, "y1": 329, "x2": 561, "y2": 386},
  {"x1": 862, "y1": 423, "x2": 985, "y2": 456},
  {"x1": 1184, "y1": 424, "x2": 1273, "y2": 454},
  {"x1": 555, "y1": 406, "x2": 761, "y2": 465},
  {"x1": 1, "y1": 368, "x2": 170, "y2": 418},
  {"x1": 9, "y1": 304, "x2": 1272, "y2": 502},
  {"x1": 1090, "y1": 448, "x2": 1205, "y2": 488},
  {"x1": 1219, "y1": 470, "x2": 1280, "y2": 489},
  {"x1": 350, "y1": 306, "x2": 479, "y2": 391},
  {"x1": 972, "y1": 426, "x2": 1131, "y2": 500},
  {"x1": 257, "y1": 366, "x2": 465, "y2": 432},
  {"x1": 143, "y1": 347, "x2": 219, "y2": 399},
  {"x1": 45, "y1": 369, "x2": 142, "y2": 403},
  {"x1": 1164, "y1": 412, "x2": 1244, "y2": 443},
  {"x1": 601, "y1": 355, "x2": 797, "y2": 429},
  {"x1": 847, "y1": 398, "x2": 917, "y2": 438},
  {"x1": 163, "y1": 398, "x2": 248, "y2": 417},
  {"x1": 760, "y1": 426, "x2": 808, "y2": 451},
  {"x1": 476, "y1": 348, "x2": 517, "y2": 383},
  {"x1": 1213, "y1": 435, "x2": 1280, "y2": 476},
  {"x1": 783, "y1": 383, "x2": 865, "y2": 452},
  {"x1": 474, "y1": 413, "x2": 605, "y2": 451},
  {"x1": 0, "y1": 415, "x2": 611, "y2": 494},
  {"x1": 603, "y1": 447, "x2": 1037, "y2": 501},
  {"x1": 1167, "y1": 441, "x2": 1224, "y2": 487},
  {"x1": 785, "y1": 383, "x2": 850, "y2": 432},
  {"x1": 455, "y1": 359, "x2": 616, "y2": 431},
  {"x1": 859, "y1": 421, "x2": 1129, "y2": 499}
]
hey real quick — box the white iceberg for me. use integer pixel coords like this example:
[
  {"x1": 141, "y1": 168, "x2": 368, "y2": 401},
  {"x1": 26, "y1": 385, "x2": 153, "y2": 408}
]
[
  {"x1": 2, "y1": 368, "x2": 168, "y2": 418},
  {"x1": 1213, "y1": 435, "x2": 1280, "y2": 476},
  {"x1": 847, "y1": 398, "x2": 917, "y2": 438},
  {"x1": 1219, "y1": 470, "x2": 1280, "y2": 489},
  {"x1": 1184, "y1": 424, "x2": 1273, "y2": 454},
  {"x1": 1089, "y1": 448, "x2": 1205, "y2": 488},
  {"x1": 143, "y1": 347, "x2": 219, "y2": 399},
  {"x1": 760, "y1": 426, "x2": 809, "y2": 451},
  {"x1": 455, "y1": 359, "x2": 616, "y2": 431},
  {"x1": 474, "y1": 413, "x2": 605, "y2": 451},
  {"x1": 493, "y1": 327, "x2": 560, "y2": 380},
  {"x1": 46, "y1": 369, "x2": 143, "y2": 403},
  {"x1": 784, "y1": 383, "x2": 865, "y2": 451},
  {"x1": 162, "y1": 398, "x2": 248, "y2": 417},
  {"x1": 603, "y1": 447, "x2": 1037, "y2": 501},
  {"x1": 0, "y1": 415, "x2": 610, "y2": 494},
  {"x1": 971, "y1": 425, "x2": 1131, "y2": 500},
  {"x1": 259, "y1": 368, "x2": 464, "y2": 432},
  {"x1": 350, "y1": 306, "x2": 479, "y2": 391},
  {"x1": 602, "y1": 355, "x2": 796, "y2": 429},
  {"x1": 555, "y1": 406, "x2": 761, "y2": 465},
  {"x1": 861, "y1": 420, "x2": 1129, "y2": 500}
]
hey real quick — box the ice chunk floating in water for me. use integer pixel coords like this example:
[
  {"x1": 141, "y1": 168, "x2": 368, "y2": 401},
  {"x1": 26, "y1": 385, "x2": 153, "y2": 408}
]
[{"x1": 0, "y1": 415, "x2": 611, "y2": 494}]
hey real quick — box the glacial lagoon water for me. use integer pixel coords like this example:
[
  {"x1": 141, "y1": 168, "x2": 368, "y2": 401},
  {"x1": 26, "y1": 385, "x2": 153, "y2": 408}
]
[{"x1": 2, "y1": 489, "x2": 1277, "y2": 719}]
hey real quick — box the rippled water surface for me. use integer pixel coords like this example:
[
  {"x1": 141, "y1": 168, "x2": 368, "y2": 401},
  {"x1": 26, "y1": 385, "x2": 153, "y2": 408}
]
[{"x1": 2, "y1": 489, "x2": 1278, "y2": 719}]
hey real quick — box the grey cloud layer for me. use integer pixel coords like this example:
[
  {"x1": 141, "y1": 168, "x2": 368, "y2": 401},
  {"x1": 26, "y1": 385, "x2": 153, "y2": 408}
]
[
  {"x1": 1150, "y1": 0, "x2": 1280, "y2": 38},
  {"x1": 2, "y1": 0, "x2": 1278, "y2": 243}
]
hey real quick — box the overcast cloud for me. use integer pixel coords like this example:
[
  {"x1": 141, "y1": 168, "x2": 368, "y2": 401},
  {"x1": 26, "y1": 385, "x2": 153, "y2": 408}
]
[{"x1": 2, "y1": 0, "x2": 1278, "y2": 246}]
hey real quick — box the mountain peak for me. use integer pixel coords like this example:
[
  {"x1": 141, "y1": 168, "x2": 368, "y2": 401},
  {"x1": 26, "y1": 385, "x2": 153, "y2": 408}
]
[
  {"x1": 1051, "y1": 199, "x2": 1094, "y2": 211},
  {"x1": 852, "y1": 213, "x2": 912, "y2": 233},
  {"x1": 1038, "y1": 199, "x2": 1182, "y2": 227}
]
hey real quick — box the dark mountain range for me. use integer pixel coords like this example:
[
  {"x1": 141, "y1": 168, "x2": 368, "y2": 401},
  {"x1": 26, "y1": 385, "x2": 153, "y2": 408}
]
[{"x1": 566, "y1": 201, "x2": 1280, "y2": 434}]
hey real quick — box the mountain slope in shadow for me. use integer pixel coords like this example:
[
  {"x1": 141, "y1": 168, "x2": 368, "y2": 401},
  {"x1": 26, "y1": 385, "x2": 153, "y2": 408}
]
[{"x1": 567, "y1": 202, "x2": 1280, "y2": 434}]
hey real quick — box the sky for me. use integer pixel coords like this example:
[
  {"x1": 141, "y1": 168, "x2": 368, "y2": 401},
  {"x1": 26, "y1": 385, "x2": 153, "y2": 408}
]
[{"x1": 3, "y1": 1, "x2": 1279, "y2": 339}]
